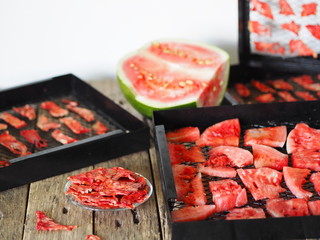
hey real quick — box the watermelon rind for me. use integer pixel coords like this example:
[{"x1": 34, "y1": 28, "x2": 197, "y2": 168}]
[{"x1": 117, "y1": 39, "x2": 230, "y2": 118}]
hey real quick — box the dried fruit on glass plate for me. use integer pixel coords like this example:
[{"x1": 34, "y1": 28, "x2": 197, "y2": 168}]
[
  {"x1": 65, "y1": 167, "x2": 151, "y2": 210},
  {"x1": 36, "y1": 211, "x2": 77, "y2": 231}
]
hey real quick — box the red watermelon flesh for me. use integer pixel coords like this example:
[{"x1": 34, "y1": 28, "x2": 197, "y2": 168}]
[
  {"x1": 283, "y1": 166, "x2": 312, "y2": 200},
  {"x1": 168, "y1": 143, "x2": 205, "y2": 164},
  {"x1": 196, "y1": 118, "x2": 240, "y2": 147},
  {"x1": 166, "y1": 126, "x2": 200, "y2": 143},
  {"x1": 279, "y1": 0, "x2": 295, "y2": 16},
  {"x1": 244, "y1": 125, "x2": 287, "y2": 148},
  {"x1": 207, "y1": 146, "x2": 253, "y2": 168},
  {"x1": 226, "y1": 207, "x2": 266, "y2": 220},
  {"x1": 266, "y1": 198, "x2": 310, "y2": 217},
  {"x1": 308, "y1": 200, "x2": 320, "y2": 215},
  {"x1": 287, "y1": 123, "x2": 320, "y2": 154},
  {"x1": 310, "y1": 172, "x2": 320, "y2": 195},
  {"x1": 292, "y1": 150, "x2": 320, "y2": 171},
  {"x1": 237, "y1": 168, "x2": 285, "y2": 201},
  {"x1": 197, "y1": 164, "x2": 237, "y2": 178},
  {"x1": 306, "y1": 25, "x2": 320, "y2": 40},
  {"x1": 171, "y1": 205, "x2": 216, "y2": 222},
  {"x1": 184, "y1": 173, "x2": 207, "y2": 206},
  {"x1": 172, "y1": 164, "x2": 197, "y2": 200},
  {"x1": 252, "y1": 144, "x2": 288, "y2": 170},
  {"x1": 209, "y1": 179, "x2": 248, "y2": 212}
]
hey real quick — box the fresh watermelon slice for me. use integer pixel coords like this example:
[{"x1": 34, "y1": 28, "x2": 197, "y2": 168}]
[
  {"x1": 172, "y1": 164, "x2": 197, "y2": 200},
  {"x1": 171, "y1": 205, "x2": 216, "y2": 222},
  {"x1": 308, "y1": 200, "x2": 320, "y2": 215},
  {"x1": 237, "y1": 168, "x2": 285, "y2": 201},
  {"x1": 283, "y1": 166, "x2": 312, "y2": 200},
  {"x1": 225, "y1": 207, "x2": 266, "y2": 220},
  {"x1": 184, "y1": 173, "x2": 207, "y2": 206},
  {"x1": 287, "y1": 123, "x2": 320, "y2": 154},
  {"x1": 207, "y1": 146, "x2": 253, "y2": 168},
  {"x1": 209, "y1": 179, "x2": 247, "y2": 212},
  {"x1": 166, "y1": 126, "x2": 200, "y2": 143},
  {"x1": 196, "y1": 118, "x2": 240, "y2": 147},
  {"x1": 252, "y1": 144, "x2": 288, "y2": 170},
  {"x1": 292, "y1": 150, "x2": 320, "y2": 171},
  {"x1": 244, "y1": 125, "x2": 287, "y2": 148},
  {"x1": 168, "y1": 143, "x2": 206, "y2": 164},
  {"x1": 117, "y1": 39, "x2": 230, "y2": 118},
  {"x1": 197, "y1": 164, "x2": 237, "y2": 178},
  {"x1": 310, "y1": 172, "x2": 320, "y2": 195},
  {"x1": 266, "y1": 198, "x2": 310, "y2": 217}
]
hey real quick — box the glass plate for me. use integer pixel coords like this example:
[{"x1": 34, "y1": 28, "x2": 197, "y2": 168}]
[{"x1": 64, "y1": 173, "x2": 153, "y2": 211}]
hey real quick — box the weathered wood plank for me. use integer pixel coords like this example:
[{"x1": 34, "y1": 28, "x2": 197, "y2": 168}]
[
  {"x1": 23, "y1": 167, "x2": 93, "y2": 240},
  {"x1": 0, "y1": 185, "x2": 28, "y2": 240}
]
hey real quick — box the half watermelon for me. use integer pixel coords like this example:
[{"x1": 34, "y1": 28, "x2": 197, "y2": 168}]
[{"x1": 117, "y1": 39, "x2": 230, "y2": 117}]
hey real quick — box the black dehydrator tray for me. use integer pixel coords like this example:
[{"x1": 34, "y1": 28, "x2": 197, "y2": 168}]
[
  {"x1": 153, "y1": 100, "x2": 320, "y2": 240},
  {"x1": 0, "y1": 74, "x2": 150, "y2": 191}
]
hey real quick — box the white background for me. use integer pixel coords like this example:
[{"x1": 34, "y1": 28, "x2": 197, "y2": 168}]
[{"x1": 0, "y1": 0, "x2": 238, "y2": 89}]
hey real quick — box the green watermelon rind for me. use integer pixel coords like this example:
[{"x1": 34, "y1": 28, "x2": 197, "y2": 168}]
[
  {"x1": 117, "y1": 39, "x2": 230, "y2": 118},
  {"x1": 117, "y1": 76, "x2": 198, "y2": 118}
]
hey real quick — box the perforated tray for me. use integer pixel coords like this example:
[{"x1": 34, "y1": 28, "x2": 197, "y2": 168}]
[{"x1": 0, "y1": 74, "x2": 150, "y2": 191}]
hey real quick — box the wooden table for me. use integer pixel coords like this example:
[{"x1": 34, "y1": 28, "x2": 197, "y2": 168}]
[{"x1": 0, "y1": 80, "x2": 171, "y2": 240}]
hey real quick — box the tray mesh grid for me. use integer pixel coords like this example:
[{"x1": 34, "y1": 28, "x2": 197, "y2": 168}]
[{"x1": 167, "y1": 119, "x2": 320, "y2": 220}]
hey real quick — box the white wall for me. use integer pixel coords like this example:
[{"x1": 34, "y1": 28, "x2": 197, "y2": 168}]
[{"x1": 0, "y1": 0, "x2": 238, "y2": 89}]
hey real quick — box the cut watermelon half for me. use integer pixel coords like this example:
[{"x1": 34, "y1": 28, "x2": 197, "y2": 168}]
[{"x1": 117, "y1": 39, "x2": 230, "y2": 118}]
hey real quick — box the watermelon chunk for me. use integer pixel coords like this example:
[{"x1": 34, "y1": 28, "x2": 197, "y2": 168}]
[
  {"x1": 287, "y1": 123, "x2": 320, "y2": 154},
  {"x1": 310, "y1": 172, "x2": 320, "y2": 195},
  {"x1": 237, "y1": 168, "x2": 285, "y2": 201},
  {"x1": 196, "y1": 118, "x2": 240, "y2": 147},
  {"x1": 209, "y1": 179, "x2": 248, "y2": 212},
  {"x1": 197, "y1": 164, "x2": 237, "y2": 178},
  {"x1": 171, "y1": 205, "x2": 216, "y2": 222},
  {"x1": 283, "y1": 166, "x2": 312, "y2": 200},
  {"x1": 184, "y1": 173, "x2": 207, "y2": 206},
  {"x1": 291, "y1": 150, "x2": 320, "y2": 171},
  {"x1": 244, "y1": 125, "x2": 287, "y2": 148},
  {"x1": 308, "y1": 200, "x2": 320, "y2": 215},
  {"x1": 207, "y1": 146, "x2": 253, "y2": 168},
  {"x1": 117, "y1": 39, "x2": 230, "y2": 118},
  {"x1": 306, "y1": 25, "x2": 320, "y2": 40},
  {"x1": 166, "y1": 126, "x2": 200, "y2": 143},
  {"x1": 226, "y1": 207, "x2": 266, "y2": 220},
  {"x1": 266, "y1": 198, "x2": 310, "y2": 217},
  {"x1": 172, "y1": 164, "x2": 197, "y2": 200},
  {"x1": 252, "y1": 144, "x2": 288, "y2": 170},
  {"x1": 168, "y1": 143, "x2": 205, "y2": 164}
]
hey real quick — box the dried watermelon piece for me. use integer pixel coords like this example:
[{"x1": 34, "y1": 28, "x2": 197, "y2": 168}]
[
  {"x1": 254, "y1": 42, "x2": 285, "y2": 55},
  {"x1": 0, "y1": 131, "x2": 30, "y2": 156},
  {"x1": 13, "y1": 104, "x2": 36, "y2": 120},
  {"x1": 306, "y1": 25, "x2": 320, "y2": 40},
  {"x1": 87, "y1": 235, "x2": 102, "y2": 240},
  {"x1": 267, "y1": 79, "x2": 294, "y2": 90},
  {"x1": 248, "y1": 21, "x2": 271, "y2": 36},
  {"x1": 59, "y1": 117, "x2": 90, "y2": 134},
  {"x1": 51, "y1": 129, "x2": 77, "y2": 145},
  {"x1": 279, "y1": 0, "x2": 294, "y2": 15},
  {"x1": 251, "y1": 80, "x2": 276, "y2": 93},
  {"x1": 0, "y1": 159, "x2": 11, "y2": 168},
  {"x1": 281, "y1": 21, "x2": 300, "y2": 36},
  {"x1": 20, "y1": 129, "x2": 47, "y2": 149},
  {"x1": 255, "y1": 93, "x2": 275, "y2": 103},
  {"x1": 277, "y1": 91, "x2": 298, "y2": 102},
  {"x1": 295, "y1": 91, "x2": 317, "y2": 101},
  {"x1": 92, "y1": 120, "x2": 108, "y2": 135},
  {"x1": 289, "y1": 40, "x2": 317, "y2": 58},
  {"x1": 234, "y1": 83, "x2": 251, "y2": 97},
  {"x1": 66, "y1": 104, "x2": 95, "y2": 122},
  {"x1": 0, "y1": 112, "x2": 27, "y2": 129},
  {"x1": 301, "y1": 3, "x2": 317, "y2": 16},
  {"x1": 251, "y1": 0, "x2": 274, "y2": 19},
  {"x1": 41, "y1": 101, "x2": 69, "y2": 117},
  {"x1": 37, "y1": 114, "x2": 61, "y2": 132},
  {"x1": 36, "y1": 211, "x2": 77, "y2": 231}
]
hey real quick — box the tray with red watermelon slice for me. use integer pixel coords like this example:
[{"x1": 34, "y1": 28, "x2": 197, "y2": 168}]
[
  {"x1": 153, "y1": 100, "x2": 320, "y2": 240},
  {"x1": 226, "y1": 0, "x2": 320, "y2": 105},
  {"x1": 0, "y1": 74, "x2": 150, "y2": 191}
]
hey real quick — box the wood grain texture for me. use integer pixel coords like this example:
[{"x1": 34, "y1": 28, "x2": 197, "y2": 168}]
[{"x1": 0, "y1": 185, "x2": 28, "y2": 240}]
